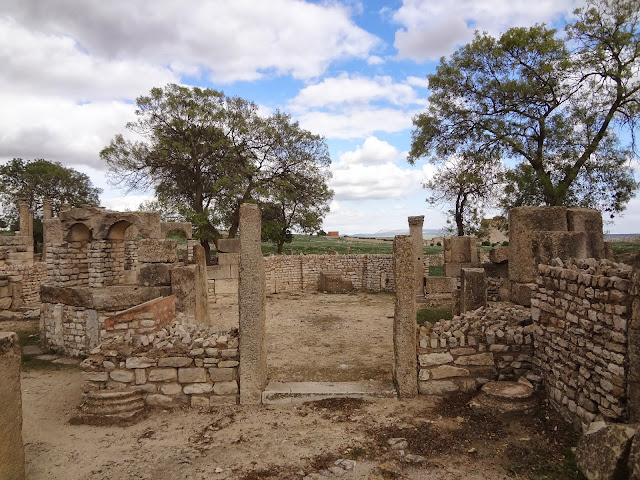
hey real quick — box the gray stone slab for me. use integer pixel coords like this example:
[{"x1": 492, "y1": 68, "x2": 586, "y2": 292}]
[{"x1": 261, "y1": 381, "x2": 397, "y2": 404}]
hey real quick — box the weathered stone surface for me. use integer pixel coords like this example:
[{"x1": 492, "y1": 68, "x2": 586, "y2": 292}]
[
  {"x1": 183, "y1": 383, "x2": 214, "y2": 395},
  {"x1": 158, "y1": 357, "x2": 193, "y2": 368},
  {"x1": 628, "y1": 433, "x2": 640, "y2": 480},
  {"x1": 138, "y1": 239, "x2": 178, "y2": 263},
  {"x1": 208, "y1": 368, "x2": 236, "y2": 382},
  {"x1": 0, "y1": 332, "x2": 25, "y2": 480},
  {"x1": 217, "y1": 238, "x2": 240, "y2": 254},
  {"x1": 238, "y1": 204, "x2": 267, "y2": 405},
  {"x1": 84, "y1": 372, "x2": 108, "y2": 382},
  {"x1": 318, "y1": 273, "x2": 353, "y2": 293},
  {"x1": 393, "y1": 235, "x2": 418, "y2": 398},
  {"x1": 145, "y1": 394, "x2": 177, "y2": 408},
  {"x1": 109, "y1": 370, "x2": 135, "y2": 383},
  {"x1": 489, "y1": 247, "x2": 509, "y2": 264},
  {"x1": 213, "y1": 381, "x2": 238, "y2": 395},
  {"x1": 454, "y1": 353, "x2": 494, "y2": 366},
  {"x1": 430, "y1": 365, "x2": 470, "y2": 380},
  {"x1": 190, "y1": 395, "x2": 211, "y2": 409},
  {"x1": 218, "y1": 360, "x2": 239, "y2": 368},
  {"x1": 419, "y1": 352, "x2": 454, "y2": 367},
  {"x1": 460, "y1": 268, "x2": 487, "y2": 313},
  {"x1": 138, "y1": 263, "x2": 172, "y2": 287},
  {"x1": 408, "y1": 216, "x2": 425, "y2": 295},
  {"x1": 159, "y1": 383, "x2": 182, "y2": 395},
  {"x1": 148, "y1": 368, "x2": 177, "y2": 382},
  {"x1": 125, "y1": 357, "x2": 156, "y2": 369},
  {"x1": 178, "y1": 367, "x2": 207, "y2": 384},
  {"x1": 575, "y1": 421, "x2": 636, "y2": 480}
]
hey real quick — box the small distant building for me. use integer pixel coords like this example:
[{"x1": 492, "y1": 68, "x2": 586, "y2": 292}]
[{"x1": 327, "y1": 231, "x2": 339, "y2": 237}]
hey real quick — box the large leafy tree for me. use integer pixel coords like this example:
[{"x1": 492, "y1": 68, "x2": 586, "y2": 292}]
[
  {"x1": 0, "y1": 158, "x2": 101, "y2": 224},
  {"x1": 101, "y1": 84, "x2": 332, "y2": 259},
  {"x1": 425, "y1": 154, "x2": 504, "y2": 236},
  {"x1": 409, "y1": 0, "x2": 640, "y2": 217}
]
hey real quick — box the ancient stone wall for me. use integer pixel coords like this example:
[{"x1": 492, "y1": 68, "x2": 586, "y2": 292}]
[
  {"x1": 81, "y1": 322, "x2": 239, "y2": 409},
  {"x1": 416, "y1": 304, "x2": 536, "y2": 395},
  {"x1": 0, "y1": 332, "x2": 25, "y2": 480},
  {"x1": 531, "y1": 258, "x2": 634, "y2": 429},
  {"x1": 0, "y1": 263, "x2": 46, "y2": 309},
  {"x1": 101, "y1": 296, "x2": 176, "y2": 342}
]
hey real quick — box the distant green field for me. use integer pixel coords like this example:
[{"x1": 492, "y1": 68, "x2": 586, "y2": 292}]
[
  {"x1": 260, "y1": 234, "x2": 444, "y2": 255},
  {"x1": 610, "y1": 241, "x2": 640, "y2": 263}
]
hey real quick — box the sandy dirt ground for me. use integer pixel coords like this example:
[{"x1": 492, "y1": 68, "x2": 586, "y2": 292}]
[{"x1": 3, "y1": 293, "x2": 580, "y2": 480}]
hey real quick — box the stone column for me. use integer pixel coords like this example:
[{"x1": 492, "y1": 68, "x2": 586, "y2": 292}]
[
  {"x1": 42, "y1": 199, "x2": 52, "y2": 220},
  {"x1": 18, "y1": 202, "x2": 32, "y2": 239},
  {"x1": 0, "y1": 332, "x2": 25, "y2": 480},
  {"x1": 42, "y1": 199, "x2": 53, "y2": 260},
  {"x1": 393, "y1": 235, "x2": 418, "y2": 398},
  {"x1": 408, "y1": 216, "x2": 425, "y2": 296},
  {"x1": 238, "y1": 203, "x2": 267, "y2": 405},
  {"x1": 193, "y1": 244, "x2": 210, "y2": 325},
  {"x1": 460, "y1": 268, "x2": 487, "y2": 313}
]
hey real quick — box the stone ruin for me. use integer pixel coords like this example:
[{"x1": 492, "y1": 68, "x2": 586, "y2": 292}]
[{"x1": 1, "y1": 203, "x2": 639, "y2": 480}]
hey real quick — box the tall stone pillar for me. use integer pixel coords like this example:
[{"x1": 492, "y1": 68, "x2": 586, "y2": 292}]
[
  {"x1": 42, "y1": 199, "x2": 52, "y2": 220},
  {"x1": 393, "y1": 235, "x2": 418, "y2": 398},
  {"x1": 193, "y1": 244, "x2": 210, "y2": 326},
  {"x1": 238, "y1": 203, "x2": 267, "y2": 405},
  {"x1": 18, "y1": 202, "x2": 32, "y2": 239},
  {"x1": 408, "y1": 216, "x2": 425, "y2": 296},
  {"x1": 0, "y1": 332, "x2": 25, "y2": 480},
  {"x1": 42, "y1": 199, "x2": 53, "y2": 260}
]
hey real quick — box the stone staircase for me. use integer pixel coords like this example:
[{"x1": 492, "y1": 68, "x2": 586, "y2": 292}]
[
  {"x1": 262, "y1": 381, "x2": 397, "y2": 404},
  {"x1": 72, "y1": 390, "x2": 147, "y2": 426}
]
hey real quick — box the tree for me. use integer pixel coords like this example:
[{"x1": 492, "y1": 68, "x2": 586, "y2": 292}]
[
  {"x1": 424, "y1": 154, "x2": 504, "y2": 236},
  {"x1": 101, "y1": 84, "x2": 332, "y2": 259},
  {"x1": 0, "y1": 158, "x2": 101, "y2": 224},
  {"x1": 408, "y1": 0, "x2": 640, "y2": 216},
  {"x1": 260, "y1": 168, "x2": 333, "y2": 253}
]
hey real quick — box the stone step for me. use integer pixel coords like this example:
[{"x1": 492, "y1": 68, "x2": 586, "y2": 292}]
[
  {"x1": 72, "y1": 408, "x2": 148, "y2": 427},
  {"x1": 82, "y1": 399, "x2": 145, "y2": 415},
  {"x1": 262, "y1": 381, "x2": 397, "y2": 404},
  {"x1": 72, "y1": 390, "x2": 148, "y2": 426}
]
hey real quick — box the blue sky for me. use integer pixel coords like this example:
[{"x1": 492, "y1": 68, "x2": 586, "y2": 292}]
[{"x1": 1, "y1": 0, "x2": 638, "y2": 234}]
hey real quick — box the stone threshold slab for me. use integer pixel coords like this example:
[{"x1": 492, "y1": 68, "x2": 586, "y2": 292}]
[{"x1": 262, "y1": 381, "x2": 397, "y2": 404}]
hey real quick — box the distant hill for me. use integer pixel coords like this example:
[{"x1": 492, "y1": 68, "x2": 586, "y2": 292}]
[{"x1": 349, "y1": 228, "x2": 446, "y2": 238}]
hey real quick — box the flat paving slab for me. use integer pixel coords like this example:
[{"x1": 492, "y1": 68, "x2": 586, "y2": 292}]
[{"x1": 262, "y1": 380, "x2": 397, "y2": 404}]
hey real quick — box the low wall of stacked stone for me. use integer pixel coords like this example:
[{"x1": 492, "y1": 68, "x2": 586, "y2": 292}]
[
  {"x1": 0, "y1": 262, "x2": 47, "y2": 308},
  {"x1": 531, "y1": 258, "x2": 635, "y2": 429},
  {"x1": 102, "y1": 296, "x2": 176, "y2": 342},
  {"x1": 81, "y1": 322, "x2": 239, "y2": 409},
  {"x1": 416, "y1": 304, "x2": 537, "y2": 395}
]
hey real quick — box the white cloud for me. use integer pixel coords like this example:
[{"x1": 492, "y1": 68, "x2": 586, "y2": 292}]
[
  {"x1": 367, "y1": 55, "x2": 385, "y2": 65},
  {"x1": 406, "y1": 76, "x2": 430, "y2": 88},
  {"x1": 393, "y1": 0, "x2": 579, "y2": 62},
  {"x1": 3, "y1": 0, "x2": 379, "y2": 83},
  {"x1": 289, "y1": 73, "x2": 422, "y2": 111},
  {"x1": 101, "y1": 194, "x2": 155, "y2": 212},
  {"x1": 0, "y1": 93, "x2": 135, "y2": 169},
  {"x1": 339, "y1": 136, "x2": 403, "y2": 165},
  {"x1": 297, "y1": 107, "x2": 416, "y2": 139}
]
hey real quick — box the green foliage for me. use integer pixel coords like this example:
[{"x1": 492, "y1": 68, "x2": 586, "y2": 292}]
[
  {"x1": 409, "y1": 0, "x2": 640, "y2": 216},
  {"x1": 417, "y1": 306, "x2": 453, "y2": 326},
  {"x1": 102, "y1": 84, "x2": 333, "y2": 259},
  {"x1": 428, "y1": 266, "x2": 444, "y2": 276},
  {"x1": 0, "y1": 158, "x2": 101, "y2": 225}
]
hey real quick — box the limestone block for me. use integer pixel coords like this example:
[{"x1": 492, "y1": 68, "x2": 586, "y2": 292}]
[
  {"x1": 567, "y1": 208, "x2": 605, "y2": 259},
  {"x1": 460, "y1": 268, "x2": 487, "y2": 313},
  {"x1": 489, "y1": 247, "x2": 509, "y2": 264},
  {"x1": 454, "y1": 353, "x2": 494, "y2": 366},
  {"x1": 145, "y1": 394, "x2": 177, "y2": 408},
  {"x1": 430, "y1": 365, "x2": 470, "y2": 380},
  {"x1": 125, "y1": 357, "x2": 156, "y2": 369},
  {"x1": 531, "y1": 231, "x2": 587, "y2": 269},
  {"x1": 172, "y1": 265, "x2": 198, "y2": 316},
  {"x1": 444, "y1": 262, "x2": 474, "y2": 277},
  {"x1": 148, "y1": 368, "x2": 177, "y2": 382},
  {"x1": 183, "y1": 383, "x2": 214, "y2": 395},
  {"x1": 0, "y1": 332, "x2": 25, "y2": 480},
  {"x1": 218, "y1": 253, "x2": 239, "y2": 265},
  {"x1": 158, "y1": 357, "x2": 193, "y2": 368},
  {"x1": 0, "y1": 297, "x2": 12, "y2": 310},
  {"x1": 419, "y1": 352, "x2": 454, "y2": 367},
  {"x1": 178, "y1": 367, "x2": 206, "y2": 383},
  {"x1": 218, "y1": 360, "x2": 239, "y2": 368},
  {"x1": 84, "y1": 372, "x2": 108, "y2": 382},
  {"x1": 159, "y1": 383, "x2": 182, "y2": 395},
  {"x1": 418, "y1": 380, "x2": 459, "y2": 395},
  {"x1": 575, "y1": 421, "x2": 636, "y2": 480},
  {"x1": 207, "y1": 265, "x2": 231, "y2": 280},
  {"x1": 213, "y1": 381, "x2": 239, "y2": 395},
  {"x1": 208, "y1": 368, "x2": 236, "y2": 382},
  {"x1": 138, "y1": 239, "x2": 178, "y2": 263},
  {"x1": 508, "y1": 206, "x2": 568, "y2": 284},
  {"x1": 217, "y1": 238, "x2": 240, "y2": 254},
  {"x1": 511, "y1": 282, "x2": 536, "y2": 307},
  {"x1": 109, "y1": 370, "x2": 135, "y2": 383},
  {"x1": 138, "y1": 264, "x2": 172, "y2": 286},
  {"x1": 425, "y1": 277, "x2": 457, "y2": 294}
]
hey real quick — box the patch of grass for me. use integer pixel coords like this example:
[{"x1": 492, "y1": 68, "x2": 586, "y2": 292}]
[
  {"x1": 428, "y1": 265, "x2": 444, "y2": 276},
  {"x1": 417, "y1": 306, "x2": 452, "y2": 326},
  {"x1": 260, "y1": 234, "x2": 444, "y2": 256},
  {"x1": 21, "y1": 355, "x2": 77, "y2": 372},
  {"x1": 16, "y1": 326, "x2": 40, "y2": 346},
  {"x1": 610, "y1": 241, "x2": 640, "y2": 263}
]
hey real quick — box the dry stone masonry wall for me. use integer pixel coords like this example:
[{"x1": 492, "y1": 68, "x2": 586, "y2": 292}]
[
  {"x1": 81, "y1": 321, "x2": 239, "y2": 409},
  {"x1": 531, "y1": 258, "x2": 634, "y2": 429},
  {"x1": 417, "y1": 304, "x2": 536, "y2": 395}
]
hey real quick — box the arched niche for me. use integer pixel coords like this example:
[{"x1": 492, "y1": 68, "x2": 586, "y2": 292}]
[{"x1": 66, "y1": 223, "x2": 92, "y2": 243}]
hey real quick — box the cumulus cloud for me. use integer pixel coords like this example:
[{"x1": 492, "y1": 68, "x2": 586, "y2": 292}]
[
  {"x1": 2, "y1": 0, "x2": 379, "y2": 83},
  {"x1": 393, "y1": 0, "x2": 578, "y2": 62},
  {"x1": 298, "y1": 107, "x2": 415, "y2": 139},
  {"x1": 339, "y1": 136, "x2": 403, "y2": 165}
]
